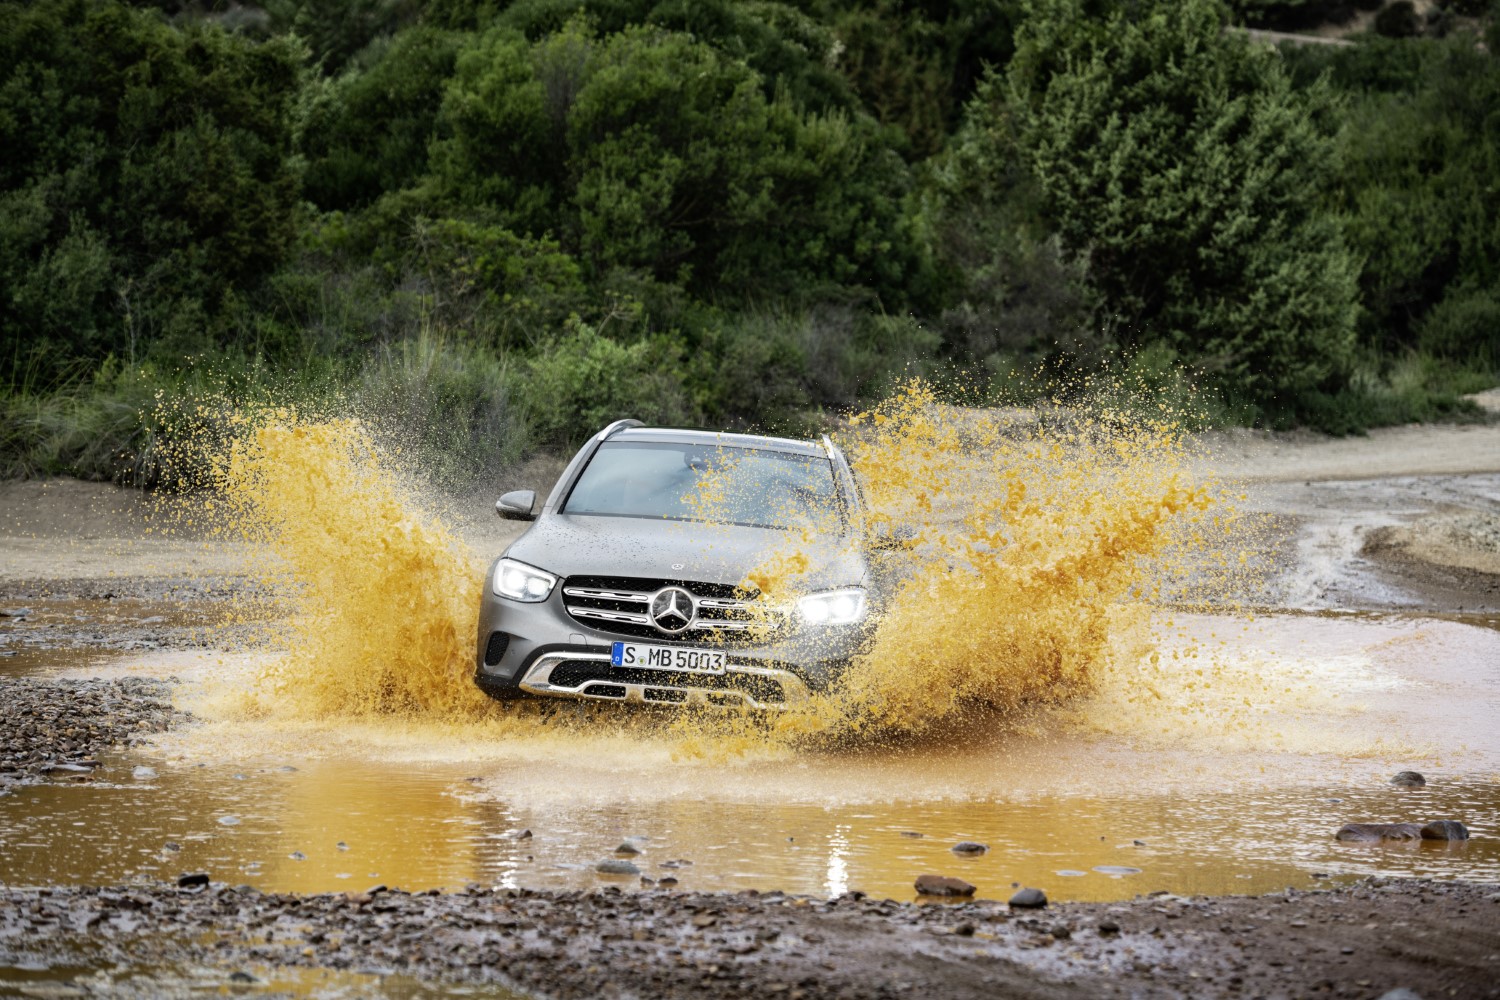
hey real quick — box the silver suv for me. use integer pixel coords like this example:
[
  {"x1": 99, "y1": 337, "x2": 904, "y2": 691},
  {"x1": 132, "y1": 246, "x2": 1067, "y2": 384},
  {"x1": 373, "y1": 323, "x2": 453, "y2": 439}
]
[{"x1": 474, "y1": 420, "x2": 875, "y2": 709}]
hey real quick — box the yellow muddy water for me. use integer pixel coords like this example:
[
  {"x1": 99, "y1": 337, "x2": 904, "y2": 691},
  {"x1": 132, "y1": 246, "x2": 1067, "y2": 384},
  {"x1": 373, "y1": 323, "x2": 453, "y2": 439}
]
[
  {"x1": 4, "y1": 385, "x2": 1499, "y2": 904},
  {"x1": 6, "y1": 611, "x2": 1500, "y2": 902}
]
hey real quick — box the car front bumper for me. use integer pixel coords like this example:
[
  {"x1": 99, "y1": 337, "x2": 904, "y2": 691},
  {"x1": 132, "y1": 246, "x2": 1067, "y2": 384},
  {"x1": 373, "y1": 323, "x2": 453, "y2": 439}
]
[{"x1": 474, "y1": 573, "x2": 871, "y2": 710}]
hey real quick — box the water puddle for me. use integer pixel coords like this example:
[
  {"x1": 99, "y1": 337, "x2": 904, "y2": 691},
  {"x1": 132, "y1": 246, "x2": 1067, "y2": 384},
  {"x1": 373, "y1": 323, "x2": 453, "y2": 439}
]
[
  {"x1": 0, "y1": 955, "x2": 519, "y2": 998},
  {"x1": 0, "y1": 599, "x2": 240, "y2": 678},
  {"x1": 5, "y1": 610, "x2": 1496, "y2": 904}
]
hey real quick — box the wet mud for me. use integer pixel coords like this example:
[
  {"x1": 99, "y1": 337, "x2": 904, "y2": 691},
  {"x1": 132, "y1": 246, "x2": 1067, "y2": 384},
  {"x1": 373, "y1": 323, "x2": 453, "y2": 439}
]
[{"x1": 2, "y1": 880, "x2": 1497, "y2": 999}]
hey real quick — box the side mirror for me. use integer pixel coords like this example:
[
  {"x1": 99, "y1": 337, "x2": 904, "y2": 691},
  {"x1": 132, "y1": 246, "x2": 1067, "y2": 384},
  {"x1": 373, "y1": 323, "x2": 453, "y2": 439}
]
[{"x1": 496, "y1": 490, "x2": 537, "y2": 521}]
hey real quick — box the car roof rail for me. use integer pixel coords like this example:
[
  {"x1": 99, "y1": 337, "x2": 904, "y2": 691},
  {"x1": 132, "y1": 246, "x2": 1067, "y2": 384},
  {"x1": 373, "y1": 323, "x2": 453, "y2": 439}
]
[{"x1": 599, "y1": 418, "x2": 644, "y2": 440}]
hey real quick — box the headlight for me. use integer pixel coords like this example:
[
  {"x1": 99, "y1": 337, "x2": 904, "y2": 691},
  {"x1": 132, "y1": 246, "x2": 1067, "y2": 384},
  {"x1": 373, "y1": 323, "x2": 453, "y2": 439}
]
[
  {"x1": 797, "y1": 587, "x2": 867, "y2": 625},
  {"x1": 492, "y1": 558, "x2": 557, "y2": 602}
]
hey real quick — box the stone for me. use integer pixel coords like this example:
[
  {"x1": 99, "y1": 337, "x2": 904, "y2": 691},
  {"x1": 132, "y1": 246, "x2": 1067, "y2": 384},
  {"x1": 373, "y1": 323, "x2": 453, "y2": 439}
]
[
  {"x1": 1092, "y1": 866, "x2": 1142, "y2": 876},
  {"x1": 228, "y1": 972, "x2": 258, "y2": 984},
  {"x1": 337, "y1": 842, "x2": 349, "y2": 851},
  {"x1": 914, "y1": 875, "x2": 975, "y2": 897},
  {"x1": 217, "y1": 815, "x2": 241, "y2": 826},
  {"x1": 595, "y1": 859, "x2": 640, "y2": 876},
  {"x1": 1390, "y1": 771, "x2": 1426, "y2": 788},
  {"x1": 1376, "y1": 990, "x2": 1424, "y2": 1000},
  {"x1": 1008, "y1": 888, "x2": 1048, "y2": 909},
  {"x1": 177, "y1": 873, "x2": 210, "y2": 889},
  {"x1": 1335, "y1": 823, "x2": 1424, "y2": 842},
  {"x1": 131, "y1": 766, "x2": 157, "y2": 780},
  {"x1": 1097, "y1": 920, "x2": 1121, "y2": 934},
  {"x1": 41, "y1": 763, "x2": 95, "y2": 775},
  {"x1": 615, "y1": 842, "x2": 641, "y2": 856},
  {"x1": 950, "y1": 841, "x2": 988, "y2": 856},
  {"x1": 899, "y1": 831, "x2": 924, "y2": 838},
  {"x1": 1420, "y1": 820, "x2": 1469, "y2": 841},
  {"x1": 516, "y1": 829, "x2": 532, "y2": 840}
]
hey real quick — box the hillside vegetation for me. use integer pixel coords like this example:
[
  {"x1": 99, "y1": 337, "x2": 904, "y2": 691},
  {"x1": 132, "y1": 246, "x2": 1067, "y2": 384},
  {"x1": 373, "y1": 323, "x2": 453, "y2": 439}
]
[{"x1": 3, "y1": 0, "x2": 1498, "y2": 482}]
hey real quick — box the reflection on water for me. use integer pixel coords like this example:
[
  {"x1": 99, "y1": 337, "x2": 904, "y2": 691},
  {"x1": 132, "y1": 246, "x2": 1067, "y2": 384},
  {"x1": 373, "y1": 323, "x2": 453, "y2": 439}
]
[
  {"x1": 5, "y1": 609, "x2": 1497, "y2": 903},
  {"x1": 0, "y1": 956, "x2": 521, "y2": 999},
  {"x1": 2, "y1": 754, "x2": 1496, "y2": 903}
]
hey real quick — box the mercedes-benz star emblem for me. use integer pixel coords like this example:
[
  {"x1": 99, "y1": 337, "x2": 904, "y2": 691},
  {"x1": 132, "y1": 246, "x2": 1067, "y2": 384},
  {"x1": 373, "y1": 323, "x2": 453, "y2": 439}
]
[{"x1": 649, "y1": 586, "x2": 695, "y2": 635}]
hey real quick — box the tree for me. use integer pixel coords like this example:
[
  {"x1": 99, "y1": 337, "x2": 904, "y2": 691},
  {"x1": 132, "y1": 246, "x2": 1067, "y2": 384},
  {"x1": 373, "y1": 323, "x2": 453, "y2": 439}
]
[
  {"x1": 970, "y1": 0, "x2": 1360, "y2": 398},
  {"x1": 433, "y1": 17, "x2": 921, "y2": 304},
  {"x1": 0, "y1": 0, "x2": 303, "y2": 374}
]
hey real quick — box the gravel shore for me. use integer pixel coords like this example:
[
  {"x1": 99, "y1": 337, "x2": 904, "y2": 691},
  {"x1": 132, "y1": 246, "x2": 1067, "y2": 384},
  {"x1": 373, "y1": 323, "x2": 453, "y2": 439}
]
[
  {"x1": 0, "y1": 677, "x2": 183, "y2": 797},
  {"x1": 1, "y1": 879, "x2": 1496, "y2": 999}
]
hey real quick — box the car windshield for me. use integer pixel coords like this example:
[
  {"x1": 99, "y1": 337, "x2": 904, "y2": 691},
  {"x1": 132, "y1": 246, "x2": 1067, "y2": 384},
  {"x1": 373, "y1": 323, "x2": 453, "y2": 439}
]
[{"x1": 563, "y1": 441, "x2": 840, "y2": 530}]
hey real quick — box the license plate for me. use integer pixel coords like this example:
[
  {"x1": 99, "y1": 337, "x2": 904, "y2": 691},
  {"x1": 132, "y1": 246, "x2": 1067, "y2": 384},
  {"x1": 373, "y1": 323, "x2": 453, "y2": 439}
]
[{"x1": 611, "y1": 641, "x2": 725, "y2": 673}]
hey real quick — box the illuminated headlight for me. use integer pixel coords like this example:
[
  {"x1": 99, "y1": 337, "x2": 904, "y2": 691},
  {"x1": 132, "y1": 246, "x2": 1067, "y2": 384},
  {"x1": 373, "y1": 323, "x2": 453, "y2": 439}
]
[
  {"x1": 492, "y1": 558, "x2": 557, "y2": 602},
  {"x1": 797, "y1": 588, "x2": 867, "y2": 625}
]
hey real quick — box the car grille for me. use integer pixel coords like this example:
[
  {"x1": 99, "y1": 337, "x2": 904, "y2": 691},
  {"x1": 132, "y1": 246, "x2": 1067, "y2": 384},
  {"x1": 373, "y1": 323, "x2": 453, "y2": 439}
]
[
  {"x1": 561, "y1": 575, "x2": 783, "y2": 645},
  {"x1": 546, "y1": 659, "x2": 786, "y2": 705}
]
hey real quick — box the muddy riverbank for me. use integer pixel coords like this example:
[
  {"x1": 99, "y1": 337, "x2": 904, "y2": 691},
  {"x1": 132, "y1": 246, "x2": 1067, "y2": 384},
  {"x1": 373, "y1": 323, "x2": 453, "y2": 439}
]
[
  {"x1": 2, "y1": 878, "x2": 1497, "y2": 999},
  {"x1": 3, "y1": 420, "x2": 1499, "y2": 997},
  {"x1": 0, "y1": 677, "x2": 183, "y2": 798}
]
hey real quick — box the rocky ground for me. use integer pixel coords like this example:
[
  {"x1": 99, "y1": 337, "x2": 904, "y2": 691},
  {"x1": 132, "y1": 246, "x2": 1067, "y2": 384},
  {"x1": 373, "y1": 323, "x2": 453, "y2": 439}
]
[
  {"x1": 1, "y1": 878, "x2": 1497, "y2": 999},
  {"x1": 0, "y1": 676, "x2": 183, "y2": 798}
]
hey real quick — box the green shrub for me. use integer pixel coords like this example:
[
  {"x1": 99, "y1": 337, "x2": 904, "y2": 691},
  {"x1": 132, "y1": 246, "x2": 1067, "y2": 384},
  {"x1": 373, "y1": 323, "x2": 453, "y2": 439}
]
[
  {"x1": 973, "y1": 0, "x2": 1361, "y2": 401},
  {"x1": 523, "y1": 320, "x2": 690, "y2": 446},
  {"x1": 434, "y1": 16, "x2": 922, "y2": 304},
  {"x1": 300, "y1": 27, "x2": 463, "y2": 210},
  {"x1": 0, "y1": 0, "x2": 304, "y2": 379},
  {"x1": 1374, "y1": 0, "x2": 1422, "y2": 36},
  {"x1": 356, "y1": 330, "x2": 529, "y2": 485},
  {"x1": 1417, "y1": 287, "x2": 1500, "y2": 365}
]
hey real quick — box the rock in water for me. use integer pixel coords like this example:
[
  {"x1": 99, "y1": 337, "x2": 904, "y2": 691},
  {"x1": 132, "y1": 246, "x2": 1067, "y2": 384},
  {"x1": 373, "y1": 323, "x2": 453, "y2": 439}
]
[
  {"x1": 1009, "y1": 888, "x2": 1048, "y2": 909},
  {"x1": 596, "y1": 859, "x2": 640, "y2": 875},
  {"x1": 914, "y1": 875, "x2": 976, "y2": 897},
  {"x1": 1420, "y1": 820, "x2": 1469, "y2": 841},
  {"x1": 1335, "y1": 823, "x2": 1424, "y2": 842},
  {"x1": 131, "y1": 766, "x2": 157, "y2": 780},
  {"x1": 177, "y1": 873, "x2": 210, "y2": 888},
  {"x1": 950, "y1": 841, "x2": 988, "y2": 856},
  {"x1": 1390, "y1": 771, "x2": 1427, "y2": 788},
  {"x1": 615, "y1": 842, "x2": 641, "y2": 856}
]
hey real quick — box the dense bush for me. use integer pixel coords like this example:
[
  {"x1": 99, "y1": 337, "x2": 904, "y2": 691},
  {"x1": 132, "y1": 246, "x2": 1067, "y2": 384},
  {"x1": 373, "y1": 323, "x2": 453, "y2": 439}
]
[
  {"x1": 1331, "y1": 38, "x2": 1500, "y2": 354},
  {"x1": 3, "y1": 0, "x2": 1498, "y2": 483},
  {"x1": 433, "y1": 18, "x2": 922, "y2": 303},
  {"x1": 966, "y1": 0, "x2": 1362, "y2": 399},
  {"x1": 1374, "y1": 0, "x2": 1423, "y2": 36},
  {"x1": 1418, "y1": 287, "x2": 1500, "y2": 364},
  {"x1": 0, "y1": 0, "x2": 304, "y2": 376}
]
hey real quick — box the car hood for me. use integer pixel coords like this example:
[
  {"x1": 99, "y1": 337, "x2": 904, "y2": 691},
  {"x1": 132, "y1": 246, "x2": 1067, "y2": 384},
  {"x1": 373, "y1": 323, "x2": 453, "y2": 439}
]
[{"x1": 504, "y1": 514, "x2": 866, "y2": 591}]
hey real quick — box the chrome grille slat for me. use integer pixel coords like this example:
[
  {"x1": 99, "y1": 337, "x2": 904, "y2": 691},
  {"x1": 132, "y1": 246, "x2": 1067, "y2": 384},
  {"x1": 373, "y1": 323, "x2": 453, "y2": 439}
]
[
  {"x1": 569, "y1": 607, "x2": 652, "y2": 625},
  {"x1": 563, "y1": 586, "x2": 650, "y2": 603},
  {"x1": 697, "y1": 597, "x2": 755, "y2": 610}
]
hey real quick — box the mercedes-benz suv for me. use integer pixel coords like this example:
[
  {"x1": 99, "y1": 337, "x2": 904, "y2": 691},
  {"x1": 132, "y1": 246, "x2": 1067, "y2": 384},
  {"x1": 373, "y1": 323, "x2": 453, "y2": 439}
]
[{"x1": 474, "y1": 420, "x2": 876, "y2": 709}]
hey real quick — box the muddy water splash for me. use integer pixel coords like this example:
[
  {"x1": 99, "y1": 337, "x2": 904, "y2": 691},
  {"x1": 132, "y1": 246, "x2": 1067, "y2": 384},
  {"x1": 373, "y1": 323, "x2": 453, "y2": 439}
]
[
  {"x1": 172, "y1": 380, "x2": 1251, "y2": 752},
  {"x1": 204, "y1": 414, "x2": 492, "y2": 718},
  {"x1": 839, "y1": 384, "x2": 1216, "y2": 735},
  {"x1": 666, "y1": 381, "x2": 1238, "y2": 750}
]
